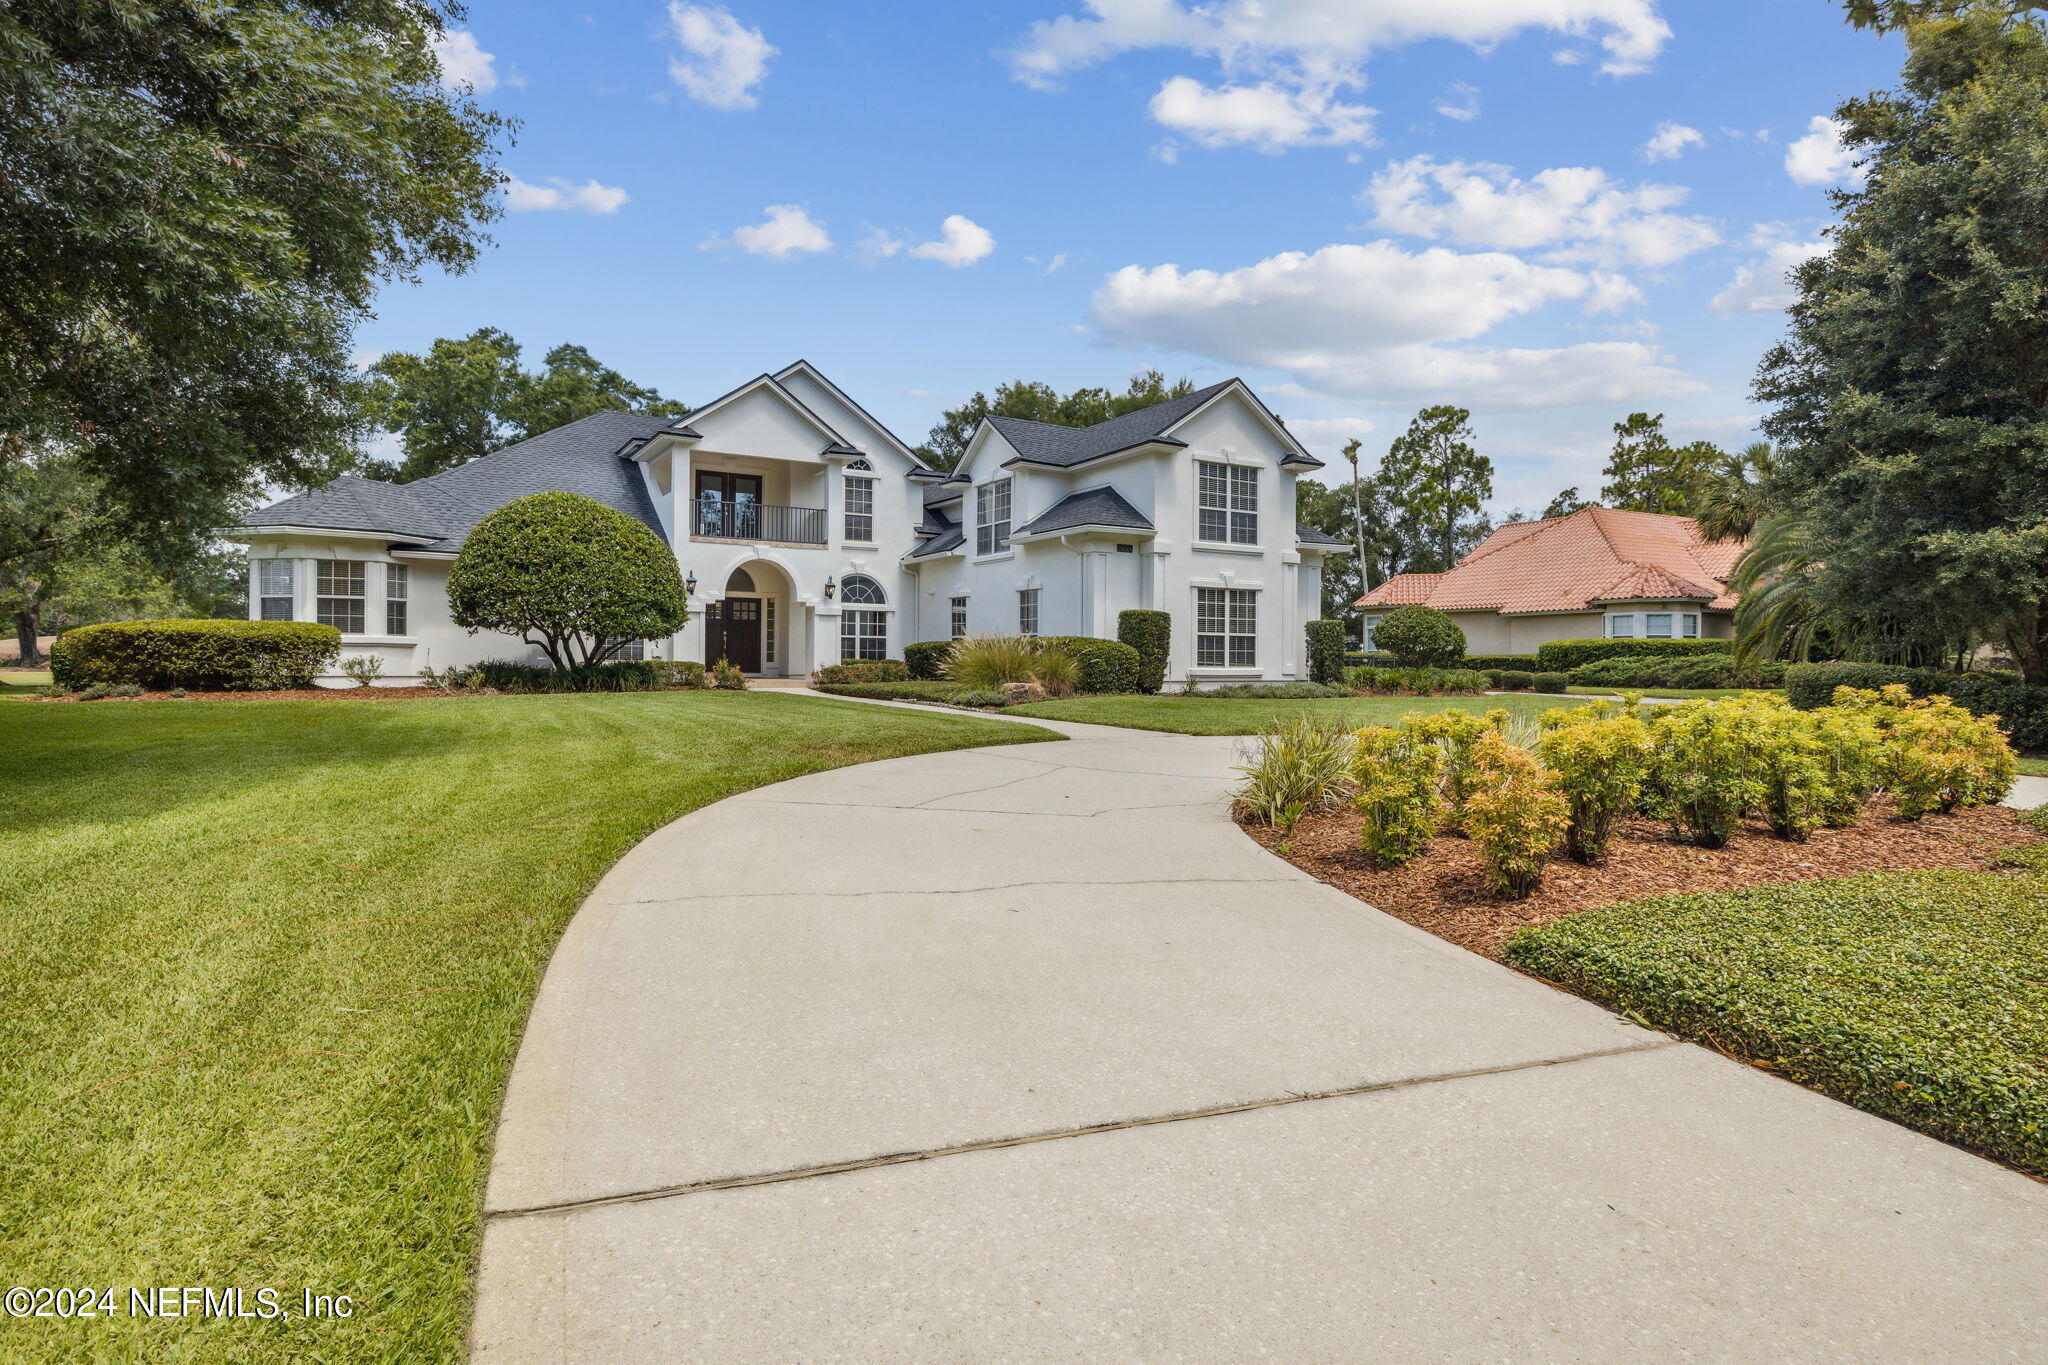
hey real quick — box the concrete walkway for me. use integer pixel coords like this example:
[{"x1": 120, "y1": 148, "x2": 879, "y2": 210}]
[{"x1": 474, "y1": 702, "x2": 2048, "y2": 1362}]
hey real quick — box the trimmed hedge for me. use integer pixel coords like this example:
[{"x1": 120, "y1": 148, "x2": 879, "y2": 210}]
[
  {"x1": 1487, "y1": 669, "x2": 1535, "y2": 691},
  {"x1": 1373, "y1": 605, "x2": 1466, "y2": 667},
  {"x1": 1576, "y1": 654, "x2": 1789, "y2": 691},
  {"x1": 1463, "y1": 654, "x2": 1541, "y2": 671},
  {"x1": 1505, "y1": 870, "x2": 2048, "y2": 1177},
  {"x1": 1531, "y1": 672, "x2": 1571, "y2": 693},
  {"x1": 1040, "y1": 635, "x2": 1141, "y2": 694},
  {"x1": 813, "y1": 680, "x2": 988, "y2": 705},
  {"x1": 469, "y1": 658, "x2": 705, "y2": 692},
  {"x1": 1784, "y1": 662, "x2": 1948, "y2": 710},
  {"x1": 1783, "y1": 663, "x2": 2048, "y2": 753},
  {"x1": 816, "y1": 659, "x2": 910, "y2": 684},
  {"x1": 1305, "y1": 619, "x2": 1347, "y2": 685},
  {"x1": 904, "y1": 640, "x2": 951, "y2": 680},
  {"x1": 1118, "y1": 609, "x2": 1171, "y2": 694},
  {"x1": 1534, "y1": 637, "x2": 1732, "y2": 670},
  {"x1": 50, "y1": 619, "x2": 341, "y2": 690}
]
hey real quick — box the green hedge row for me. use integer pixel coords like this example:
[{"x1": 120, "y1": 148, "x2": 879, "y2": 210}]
[
  {"x1": 1118, "y1": 610, "x2": 1170, "y2": 694},
  {"x1": 1785, "y1": 662, "x2": 2048, "y2": 752},
  {"x1": 1505, "y1": 870, "x2": 2048, "y2": 1177},
  {"x1": 903, "y1": 641, "x2": 951, "y2": 680},
  {"x1": 51, "y1": 619, "x2": 341, "y2": 690},
  {"x1": 1533, "y1": 637, "x2": 1732, "y2": 670},
  {"x1": 816, "y1": 659, "x2": 910, "y2": 684},
  {"x1": 1039, "y1": 635, "x2": 1141, "y2": 694},
  {"x1": 1305, "y1": 620, "x2": 1347, "y2": 684},
  {"x1": 1463, "y1": 654, "x2": 1541, "y2": 671}
]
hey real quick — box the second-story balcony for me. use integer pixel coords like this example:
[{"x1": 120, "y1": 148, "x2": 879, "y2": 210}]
[{"x1": 692, "y1": 498, "x2": 828, "y2": 546}]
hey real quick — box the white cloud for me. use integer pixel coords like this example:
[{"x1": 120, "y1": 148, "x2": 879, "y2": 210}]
[
  {"x1": 1642, "y1": 120, "x2": 1702, "y2": 162},
  {"x1": 430, "y1": 30, "x2": 499, "y2": 93},
  {"x1": 666, "y1": 3, "x2": 775, "y2": 111},
  {"x1": 1041, "y1": 252, "x2": 1070, "y2": 274},
  {"x1": 1148, "y1": 74, "x2": 1374, "y2": 150},
  {"x1": 856, "y1": 225, "x2": 905, "y2": 261},
  {"x1": 1090, "y1": 241, "x2": 1699, "y2": 411},
  {"x1": 719, "y1": 204, "x2": 831, "y2": 258},
  {"x1": 504, "y1": 176, "x2": 630, "y2": 214},
  {"x1": 1280, "y1": 416, "x2": 1378, "y2": 460},
  {"x1": 1007, "y1": 0, "x2": 1671, "y2": 89},
  {"x1": 1433, "y1": 81, "x2": 1480, "y2": 122},
  {"x1": 908, "y1": 215, "x2": 996, "y2": 267},
  {"x1": 1708, "y1": 228, "x2": 1830, "y2": 316},
  {"x1": 1785, "y1": 115, "x2": 1863, "y2": 186},
  {"x1": 904, "y1": 388, "x2": 933, "y2": 399},
  {"x1": 1363, "y1": 154, "x2": 1719, "y2": 268},
  {"x1": 348, "y1": 348, "x2": 384, "y2": 372}
]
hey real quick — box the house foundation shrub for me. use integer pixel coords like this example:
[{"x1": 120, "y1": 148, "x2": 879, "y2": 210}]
[
  {"x1": 1531, "y1": 672, "x2": 1571, "y2": 693},
  {"x1": 1118, "y1": 609, "x2": 1171, "y2": 693},
  {"x1": 1305, "y1": 619, "x2": 1347, "y2": 685},
  {"x1": 1040, "y1": 635, "x2": 1141, "y2": 694},
  {"x1": 1534, "y1": 638, "x2": 1731, "y2": 671},
  {"x1": 1575, "y1": 655, "x2": 1788, "y2": 690},
  {"x1": 1461, "y1": 731, "x2": 1569, "y2": 898},
  {"x1": 1785, "y1": 661, "x2": 1948, "y2": 710},
  {"x1": 1486, "y1": 669, "x2": 1534, "y2": 691},
  {"x1": 816, "y1": 659, "x2": 910, "y2": 684},
  {"x1": 1463, "y1": 654, "x2": 1540, "y2": 671},
  {"x1": 50, "y1": 619, "x2": 341, "y2": 690},
  {"x1": 1344, "y1": 664, "x2": 1488, "y2": 696},
  {"x1": 903, "y1": 641, "x2": 951, "y2": 680},
  {"x1": 1372, "y1": 605, "x2": 1466, "y2": 667}
]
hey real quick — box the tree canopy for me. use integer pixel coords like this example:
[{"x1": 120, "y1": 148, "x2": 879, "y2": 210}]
[
  {"x1": 1756, "y1": 5, "x2": 2048, "y2": 678},
  {"x1": 1380, "y1": 405, "x2": 1493, "y2": 572},
  {"x1": 1598, "y1": 413, "x2": 1726, "y2": 516},
  {"x1": 359, "y1": 330, "x2": 689, "y2": 482},
  {"x1": 916, "y1": 370, "x2": 1195, "y2": 470},
  {"x1": 0, "y1": 0, "x2": 510, "y2": 543}
]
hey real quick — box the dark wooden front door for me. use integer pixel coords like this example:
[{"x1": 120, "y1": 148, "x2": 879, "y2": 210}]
[
  {"x1": 694, "y1": 471, "x2": 765, "y2": 539},
  {"x1": 705, "y1": 598, "x2": 762, "y2": 673}
]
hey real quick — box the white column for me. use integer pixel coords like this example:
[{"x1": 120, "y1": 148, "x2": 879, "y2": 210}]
[
  {"x1": 246, "y1": 559, "x2": 262, "y2": 621},
  {"x1": 1281, "y1": 560, "x2": 1299, "y2": 678},
  {"x1": 296, "y1": 557, "x2": 318, "y2": 623},
  {"x1": 1080, "y1": 549, "x2": 1112, "y2": 638}
]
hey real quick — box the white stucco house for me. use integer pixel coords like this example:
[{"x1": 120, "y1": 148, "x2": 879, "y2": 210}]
[{"x1": 232, "y1": 360, "x2": 1343, "y2": 686}]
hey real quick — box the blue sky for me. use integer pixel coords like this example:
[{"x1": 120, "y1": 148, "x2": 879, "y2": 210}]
[{"x1": 368, "y1": 0, "x2": 1903, "y2": 512}]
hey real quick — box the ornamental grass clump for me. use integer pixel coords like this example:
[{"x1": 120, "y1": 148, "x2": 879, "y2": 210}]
[
  {"x1": 1350, "y1": 725, "x2": 1446, "y2": 868},
  {"x1": 944, "y1": 634, "x2": 1081, "y2": 697},
  {"x1": 1233, "y1": 718, "x2": 1356, "y2": 829},
  {"x1": 1538, "y1": 709, "x2": 1656, "y2": 863},
  {"x1": 1461, "y1": 731, "x2": 1570, "y2": 898}
]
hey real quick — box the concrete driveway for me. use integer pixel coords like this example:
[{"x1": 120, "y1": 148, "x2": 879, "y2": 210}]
[{"x1": 474, "y1": 703, "x2": 2048, "y2": 1362}]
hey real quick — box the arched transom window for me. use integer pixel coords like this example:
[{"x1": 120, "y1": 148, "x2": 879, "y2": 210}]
[
  {"x1": 726, "y1": 567, "x2": 756, "y2": 593},
  {"x1": 839, "y1": 574, "x2": 885, "y2": 604}
]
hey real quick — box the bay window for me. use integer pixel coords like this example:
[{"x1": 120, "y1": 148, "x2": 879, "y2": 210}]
[
  {"x1": 258, "y1": 561, "x2": 294, "y2": 621},
  {"x1": 316, "y1": 561, "x2": 365, "y2": 634}
]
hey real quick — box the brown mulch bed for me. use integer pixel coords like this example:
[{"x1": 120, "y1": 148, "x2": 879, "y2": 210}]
[{"x1": 1244, "y1": 800, "x2": 2041, "y2": 961}]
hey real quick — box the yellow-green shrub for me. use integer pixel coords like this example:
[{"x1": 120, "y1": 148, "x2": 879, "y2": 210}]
[
  {"x1": 1350, "y1": 725, "x2": 1445, "y2": 868},
  {"x1": 1886, "y1": 697, "x2": 2017, "y2": 817},
  {"x1": 1806, "y1": 704, "x2": 1888, "y2": 826},
  {"x1": 1538, "y1": 710, "x2": 1655, "y2": 863},
  {"x1": 1739, "y1": 696, "x2": 1835, "y2": 842},
  {"x1": 1643, "y1": 701, "x2": 1775, "y2": 847},
  {"x1": 1402, "y1": 707, "x2": 1508, "y2": 822},
  {"x1": 1462, "y1": 731, "x2": 1569, "y2": 898}
]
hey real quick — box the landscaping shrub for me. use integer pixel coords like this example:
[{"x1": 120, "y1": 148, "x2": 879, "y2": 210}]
[
  {"x1": 1834, "y1": 686, "x2": 2017, "y2": 817},
  {"x1": 1942, "y1": 672, "x2": 2048, "y2": 754},
  {"x1": 1534, "y1": 638, "x2": 1731, "y2": 671},
  {"x1": 814, "y1": 681, "x2": 980, "y2": 704},
  {"x1": 1118, "y1": 609, "x2": 1171, "y2": 693},
  {"x1": 653, "y1": 660, "x2": 709, "y2": 689},
  {"x1": 1642, "y1": 701, "x2": 1775, "y2": 847},
  {"x1": 1040, "y1": 635, "x2": 1141, "y2": 694},
  {"x1": 1575, "y1": 654, "x2": 1787, "y2": 690},
  {"x1": 1740, "y1": 697, "x2": 1836, "y2": 842},
  {"x1": 903, "y1": 641, "x2": 951, "y2": 681},
  {"x1": 1461, "y1": 731, "x2": 1569, "y2": 898},
  {"x1": 1784, "y1": 661, "x2": 1948, "y2": 710},
  {"x1": 946, "y1": 688, "x2": 1007, "y2": 707},
  {"x1": 50, "y1": 619, "x2": 341, "y2": 690},
  {"x1": 1808, "y1": 705, "x2": 1887, "y2": 826},
  {"x1": 1349, "y1": 726, "x2": 1446, "y2": 868},
  {"x1": 946, "y1": 635, "x2": 1081, "y2": 696},
  {"x1": 1531, "y1": 672, "x2": 1571, "y2": 693},
  {"x1": 1305, "y1": 619, "x2": 1347, "y2": 685},
  {"x1": 1191, "y1": 682, "x2": 1343, "y2": 699},
  {"x1": 1403, "y1": 708, "x2": 1506, "y2": 822},
  {"x1": 471, "y1": 658, "x2": 690, "y2": 693},
  {"x1": 77, "y1": 682, "x2": 142, "y2": 700},
  {"x1": 1539, "y1": 710, "x2": 1656, "y2": 864},
  {"x1": 816, "y1": 659, "x2": 910, "y2": 684},
  {"x1": 1463, "y1": 654, "x2": 1540, "y2": 671},
  {"x1": 340, "y1": 655, "x2": 385, "y2": 688},
  {"x1": 1504, "y1": 871, "x2": 2048, "y2": 1178},
  {"x1": 1371, "y1": 605, "x2": 1466, "y2": 668},
  {"x1": 710, "y1": 658, "x2": 747, "y2": 690},
  {"x1": 1233, "y1": 718, "x2": 1355, "y2": 828},
  {"x1": 1486, "y1": 669, "x2": 1534, "y2": 691},
  {"x1": 1345, "y1": 664, "x2": 1488, "y2": 696}
]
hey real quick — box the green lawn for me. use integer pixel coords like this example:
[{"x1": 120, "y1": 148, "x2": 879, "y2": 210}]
[
  {"x1": 0, "y1": 691, "x2": 1052, "y2": 1362},
  {"x1": 1505, "y1": 869, "x2": 2048, "y2": 1177},
  {"x1": 1, "y1": 667, "x2": 50, "y2": 696},
  {"x1": 1566, "y1": 685, "x2": 1783, "y2": 701},
  {"x1": 2020, "y1": 756, "x2": 2048, "y2": 778},
  {"x1": 1007, "y1": 692, "x2": 1585, "y2": 735}
]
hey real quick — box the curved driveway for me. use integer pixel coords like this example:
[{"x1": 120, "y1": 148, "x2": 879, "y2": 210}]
[{"x1": 475, "y1": 700, "x2": 2048, "y2": 1362}]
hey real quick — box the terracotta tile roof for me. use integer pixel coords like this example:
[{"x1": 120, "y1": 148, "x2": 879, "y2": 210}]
[{"x1": 1355, "y1": 507, "x2": 1746, "y2": 615}]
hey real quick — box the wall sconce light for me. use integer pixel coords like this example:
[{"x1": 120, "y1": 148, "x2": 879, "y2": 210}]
[
  {"x1": 684, "y1": 569, "x2": 697, "y2": 597},
  {"x1": 823, "y1": 575, "x2": 836, "y2": 601}
]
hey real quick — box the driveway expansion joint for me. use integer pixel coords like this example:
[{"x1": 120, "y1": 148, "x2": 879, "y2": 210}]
[{"x1": 485, "y1": 1039, "x2": 1682, "y2": 1223}]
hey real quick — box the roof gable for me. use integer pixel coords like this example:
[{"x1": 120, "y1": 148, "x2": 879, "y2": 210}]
[{"x1": 773, "y1": 360, "x2": 933, "y2": 473}]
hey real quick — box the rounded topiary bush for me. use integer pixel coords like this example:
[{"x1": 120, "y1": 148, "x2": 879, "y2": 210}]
[
  {"x1": 1305, "y1": 619, "x2": 1347, "y2": 685},
  {"x1": 50, "y1": 619, "x2": 341, "y2": 690},
  {"x1": 448, "y1": 492, "x2": 688, "y2": 669},
  {"x1": 1041, "y1": 635, "x2": 1142, "y2": 694},
  {"x1": 1372, "y1": 605, "x2": 1466, "y2": 668},
  {"x1": 904, "y1": 640, "x2": 952, "y2": 680},
  {"x1": 1117, "y1": 609, "x2": 1171, "y2": 693}
]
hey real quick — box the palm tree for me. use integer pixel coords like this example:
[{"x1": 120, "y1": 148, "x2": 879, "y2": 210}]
[
  {"x1": 1730, "y1": 509, "x2": 1829, "y2": 662},
  {"x1": 1694, "y1": 441, "x2": 1776, "y2": 542}
]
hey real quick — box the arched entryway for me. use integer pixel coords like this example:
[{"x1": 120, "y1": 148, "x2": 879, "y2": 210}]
[{"x1": 702, "y1": 560, "x2": 794, "y2": 676}]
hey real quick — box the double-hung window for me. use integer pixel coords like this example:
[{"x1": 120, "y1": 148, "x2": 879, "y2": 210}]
[
  {"x1": 316, "y1": 561, "x2": 365, "y2": 634},
  {"x1": 1645, "y1": 612, "x2": 1674, "y2": 639},
  {"x1": 1362, "y1": 614, "x2": 1383, "y2": 653},
  {"x1": 1197, "y1": 461, "x2": 1258, "y2": 545},
  {"x1": 1018, "y1": 588, "x2": 1039, "y2": 636},
  {"x1": 1195, "y1": 587, "x2": 1257, "y2": 668},
  {"x1": 976, "y1": 479, "x2": 1011, "y2": 556},
  {"x1": 844, "y1": 475, "x2": 874, "y2": 543},
  {"x1": 839, "y1": 574, "x2": 888, "y2": 661},
  {"x1": 950, "y1": 596, "x2": 968, "y2": 639},
  {"x1": 385, "y1": 564, "x2": 409, "y2": 635},
  {"x1": 258, "y1": 561, "x2": 294, "y2": 621},
  {"x1": 1609, "y1": 613, "x2": 1638, "y2": 638}
]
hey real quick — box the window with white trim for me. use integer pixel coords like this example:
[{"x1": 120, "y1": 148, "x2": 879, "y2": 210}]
[
  {"x1": 615, "y1": 639, "x2": 645, "y2": 661},
  {"x1": 950, "y1": 596, "x2": 967, "y2": 639},
  {"x1": 764, "y1": 595, "x2": 777, "y2": 665},
  {"x1": 1018, "y1": 588, "x2": 1039, "y2": 636},
  {"x1": 1609, "y1": 613, "x2": 1637, "y2": 638},
  {"x1": 1645, "y1": 612, "x2": 1674, "y2": 639},
  {"x1": 976, "y1": 478, "x2": 1011, "y2": 556},
  {"x1": 1362, "y1": 614, "x2": 1383, "y2": 652},
  {"x1": 839, "y1": 574, "x2": 885, "y2": 605},
  {"x1": 1606, "y1": 610, "x2": 1701, "y2": 640},
  {"x1": 258, "y1": 560, "x2": 294, "y2": 621},
  {"x1": 316, "y1": 561, "x2": 365, "y2": 634},
  {"x1": 1197, "y1": 461, "x2": 1258, "y2": 544},
  {"x1": 844, "y1": 474, "x2": 874, "y2": 543},
  {"x1": 839, "y1": 574, "x2": 888, "y2": 661},
  {"x1": 1195, "y1": 587, "x2": 1257, "y2": 668},
  {"x1": 385, "y1": 564, "x2": 409, "y2": 635}
]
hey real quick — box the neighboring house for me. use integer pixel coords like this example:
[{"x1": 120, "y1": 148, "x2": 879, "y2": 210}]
[
  {"x1": 231, "y1": 360, "x2": 1343, "y2": 685},
  {"x1": 1355, "y1": 505, "x2": 1747, "y2": 656}
]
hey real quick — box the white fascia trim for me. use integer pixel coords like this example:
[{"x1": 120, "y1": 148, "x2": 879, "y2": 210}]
[
  {"x1": 654, "y1": 374, "x2": 850, "y2": 453},
  {"x1": 998, "y1": 440, "x2": 1180, "y2": 474},
  {"x1": 233, "y1": 525, "x2": 429, "y2": 545},
  {"x1": 391, "y1": 549, "x2": 458, "y2": 561},
  {"x1": 1009, "y1": 524, "x2": 1157, "y2": 544},
  {"x1": 1157, "y1": 380, "x2": 1315, "y2": 462}
]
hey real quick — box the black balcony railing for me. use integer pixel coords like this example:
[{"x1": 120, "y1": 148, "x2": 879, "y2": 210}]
[{"x1": 693, "y1": 498, "x2": 827, "y2": 545}]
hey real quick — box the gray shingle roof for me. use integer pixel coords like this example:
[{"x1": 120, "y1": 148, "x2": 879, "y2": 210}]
[
  {"x1": 1015, "y1": 486, "x2": 1154, "y2": 536},
  {"x1": 923, "y1": 480, "x2": 964, "y2": 507},
  {"x1": 1297, "y1": 523, "x2": 1347, "y2": 547},
  {"x1": 241, "y1": 409, "x2": 674, "y2": 552},
  {"x1": 985, "y1": 380, "x2": 1232, "y2": 468},
  {"x1": 908, "y1": 525, "x2": 965, "y2": 558}
]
